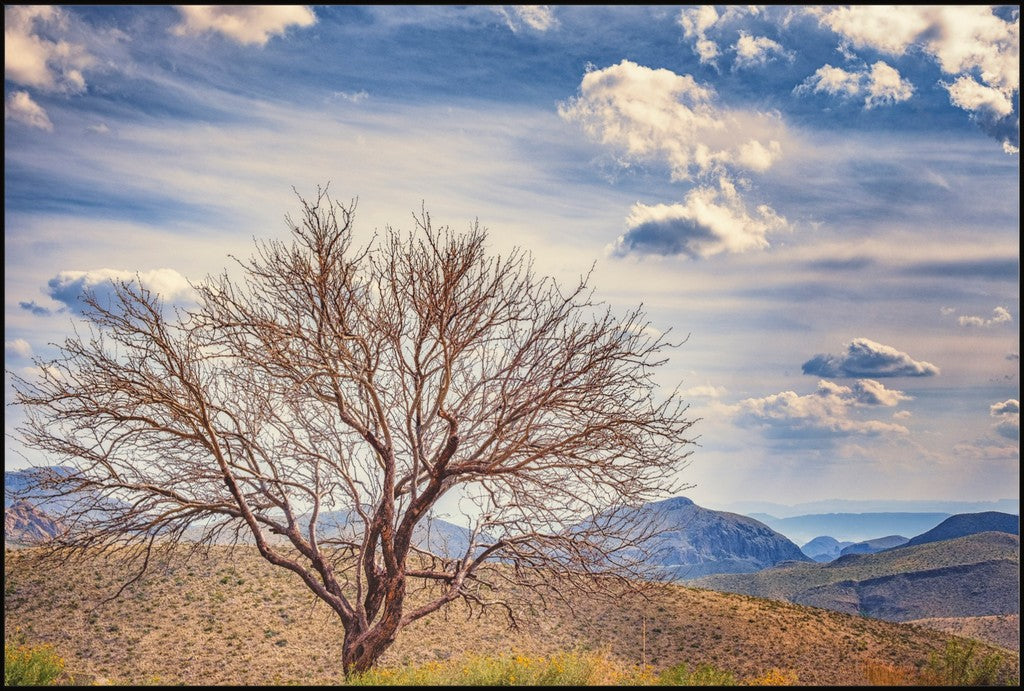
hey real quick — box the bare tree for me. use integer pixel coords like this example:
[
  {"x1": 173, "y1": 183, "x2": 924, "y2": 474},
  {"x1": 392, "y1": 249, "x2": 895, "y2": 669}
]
[{"x1": 12, "y1": 188, "x2": 697, "y2": 674}]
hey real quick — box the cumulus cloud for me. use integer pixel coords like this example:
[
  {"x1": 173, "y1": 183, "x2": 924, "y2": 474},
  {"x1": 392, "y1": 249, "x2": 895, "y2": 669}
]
[
  {"x1": 608, "y1": 179, "x2": 787, "y2": 259},
  {"x1": 557, "y1": 59, "x2": 788, "y2": 178},
  {"x1": 733, "y1": 31, "x2": 792, "y2": 70},
  {"x1": 795, "y1": 61, "x2": 913, "y2": 109},
  {"x1": 5, "y1": 339, "x2": 33, "y2": 359},
  {"x1": 4, "y1": 90, "x2": 53, "y2": 131},
  {"x1": 494, "y1": 6, "x2": 558, "y2": 32},
  {"x1": 733, "y1": 378, "x2": 911, "y2": 438},
  {"x1": 990, "y1": 399, "x2": 1020, "y2": 440},
  {"x1": 560, "y1": 59, "x2": 790, "y2": 259},
  {"x1": 45, "y1": 268, "x2": 195, "y2": 315},
  {"x1": 172, "y1": 6, "x2": 317, "y2": 46},
  {"x1": 808, "y1": 5, "x2": 1019, "y2": 149},
  {"x1": 4, "y1": 5, "x2": 92, "y2": 93},
  {"x1": 958, "y1": 306, "x2": 1013, "y2": 328},
  {"x1": 802, "y1": 338, "x2": 940, "y2": 378}
]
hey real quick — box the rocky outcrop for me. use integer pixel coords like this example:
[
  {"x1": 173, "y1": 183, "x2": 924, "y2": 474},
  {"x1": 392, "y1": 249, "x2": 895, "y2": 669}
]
[
  {"x1": 620, "y1": 496, "x2": 813, "y2": 579},
  {"x1": 4, "y1": 500, "x2": 63, "y2": 545}
]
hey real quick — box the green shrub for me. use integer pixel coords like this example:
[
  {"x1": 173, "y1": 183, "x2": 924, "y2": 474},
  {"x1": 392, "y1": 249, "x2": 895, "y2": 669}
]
[
  {"x1": 921, "y1": 639, "x2": 1018, "y2": 686},
  {"x1": 4, "y1": 642, "x2": 65, "y2": 686},
  {"x1": 658, "y1": 662, "x2": 737, "y2": 685}
]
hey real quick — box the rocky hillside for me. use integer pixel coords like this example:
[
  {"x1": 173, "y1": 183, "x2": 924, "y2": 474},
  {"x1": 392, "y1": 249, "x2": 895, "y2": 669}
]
[
  {"x1": 613, "y1": 496, "x2": 812, "y2": 579},
  {"x1": 839, "y1": 534, "x2": 909, "y2": 556},
  {"x1": 4, "y1": 500, "x2": 63, "y2": 546},
  {"x1": 690, "y1": 531, "x2": 1020, "y2": 647}
]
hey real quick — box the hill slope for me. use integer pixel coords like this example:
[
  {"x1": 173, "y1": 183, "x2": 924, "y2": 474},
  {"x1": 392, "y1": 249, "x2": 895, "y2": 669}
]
[
  {"x1": 902, "y1": 511, "x2": 1019, "y2": 548},
  {"x1": 3, "y1": 544, "x2": 1018, "y2": 685},
  {"x1": 690, "y1": 532, "x2": 1020, "y2": 640}
]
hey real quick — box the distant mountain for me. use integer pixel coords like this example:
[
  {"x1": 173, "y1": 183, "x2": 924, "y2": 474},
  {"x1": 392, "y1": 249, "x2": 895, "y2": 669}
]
[
  {"x1": 4, "y1": 500, "x2": 63, "y2": 545},
  {"x1": 5, "y1": 467, "x2": 477, "y2": 560},
  {"x1": 606, "y1": 496, "x2": 812, "y2": 579},
  {"x1": 902, "y1": 511, "x2": 1019, "y2": 548},
  {"x1": 839, "y1": 535, "x2": 909, "y2": 556},
  {"x1": 690, "y1": 531, "x2": 1020, "y2": 623},
  {"x1": 749, "y1": 512, "x2": 951, "y2": 544},
  {"x1": 800, "y1": 536, "x2": 854, "y2": 562},
  {"x1": 726, "y1": 498, "x2": 1019, "y2": 519}
]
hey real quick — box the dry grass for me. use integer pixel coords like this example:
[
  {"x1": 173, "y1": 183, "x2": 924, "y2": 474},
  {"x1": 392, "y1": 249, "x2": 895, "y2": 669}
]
[
  {"x1": 4, "y1": 544, "x2": 1019, "y2": 685},
  {"x1": 906, "y1": 615, "x2": 1019, "y2": 653}
]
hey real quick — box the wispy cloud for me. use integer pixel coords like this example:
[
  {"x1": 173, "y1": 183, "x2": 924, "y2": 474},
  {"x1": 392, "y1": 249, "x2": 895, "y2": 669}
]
[
  {"x1": 958, "y1": 306, "x2": 1013, "y2": 328},
  {"x1": 802, "y1": 338, "x2": 940, "y2": 378},
  {"x1": 5, "y1": 339, "x2": 33, "y2": 359},
  {"x1": 4, "y1": 5, "x2": 92, "y2": 93},
  {"x1": 494, "y1": 6, "x2": 558, "y2": 33},
  {"x1": 4, "y1": 91, "x2": 53, "y2": 131},
  {"x1": 172, "y1": 6, "x2": 317, "y2": 46}
]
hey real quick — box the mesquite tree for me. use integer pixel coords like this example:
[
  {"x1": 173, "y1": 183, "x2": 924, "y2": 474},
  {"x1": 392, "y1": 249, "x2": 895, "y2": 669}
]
[{"x1": 12, "y1": 188, "x2": 697, "y2": 674}]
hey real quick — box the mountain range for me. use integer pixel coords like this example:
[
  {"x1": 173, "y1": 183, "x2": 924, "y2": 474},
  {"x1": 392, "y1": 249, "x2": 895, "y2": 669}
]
[{"x1": 690, "y1": 512, "x2": 1020, "y2": 650}]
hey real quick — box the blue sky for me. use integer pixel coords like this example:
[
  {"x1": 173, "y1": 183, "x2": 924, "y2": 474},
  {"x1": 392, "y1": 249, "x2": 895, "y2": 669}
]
[{"x1": 4, "y1": 5, "x2": 1019, "y2": 511}]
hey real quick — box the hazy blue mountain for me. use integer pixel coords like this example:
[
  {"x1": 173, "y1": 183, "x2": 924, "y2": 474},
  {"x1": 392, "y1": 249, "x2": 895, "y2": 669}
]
[
  {"x1": 839, "y1": 535, "x2": 909, "y2": 556},
  {"x1": 750, "y1": 512, "x2": 951, "y2": 544},
  {"x1": 901, "y1": 512, "x2": 1019, "y2": 549},
  {"x1": 727, "y1": 498, "x2": 1019, "y2": 519},
  {"x1": 5, "y1": 467, "x2": 477, "y2": 559},
  {"x1": 800, "y1": 536, "x2": 855, "y2": 562}
]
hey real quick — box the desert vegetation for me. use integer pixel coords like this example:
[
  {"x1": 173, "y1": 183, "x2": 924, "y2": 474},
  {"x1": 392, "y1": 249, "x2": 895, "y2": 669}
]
[{"x1": 4, "y1": 544, "x2": 1019, "y2": 685}]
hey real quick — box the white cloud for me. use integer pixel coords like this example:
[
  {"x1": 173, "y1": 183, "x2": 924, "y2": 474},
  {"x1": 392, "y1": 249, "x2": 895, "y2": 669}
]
[
  {"x1": 810, "y1": 6, "x2": 1018, "y2": 138},
  {"x1": 732, "y1": 378, "x2": 911, "y2": 438},
  {"x1": 733, "y1": 31, "x2": 791, "y2": 70},
  {"x1": 333, "y1": 90, "x2": 369, "y2": 104},
  {"x1": 990, "y1": 399, "x2": 1020, "y2": 440},
  {"x1": 796, "y1": 61, "x2": 913, "y2": 109},
  {"x1": 172, "y1": 6, "x2": 317, "y2": 46},
  {"x1": 46, "y1": 268, "x2": 195, "y2": 314},
  {"x1": 797, "y1": 63, "x2": 862, "y2": 98},
  {"x1": 5, "y1": 339, "x2": 33, "y2": 359},
  {"x1": 559, "y1": 60, "x2": 787, "y2": 181},
  {"x1": 678, "y1": 6, "x2": 721, "y2": 65},
  {"x1": 4, "y1": 91, "x2": 53, "y2": 131},
  {"x1": 958, "y1": 306, "x2": 1013, "y2": 328},
  {"x1": 945, "y1": 75, "x2": 1015, "y2": 119},
  {"x1": 4, "y1": 5, "x2": 92, "y2": 93},
  {"x1": 495, "y1": 6, "x2": 558, "y2": 33},
  {"x1": 608, "y1": 178, "x2": 787, "y2": 259},
  {"x1": 802, "y1": 338, "x2": 940, "y2": 378},
  {"x1": 683, "y1": 384, "x2": 727, "y2": 399},
  {"x1": 865, "y1": 61, "x2": 914, "y2": 108}
]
